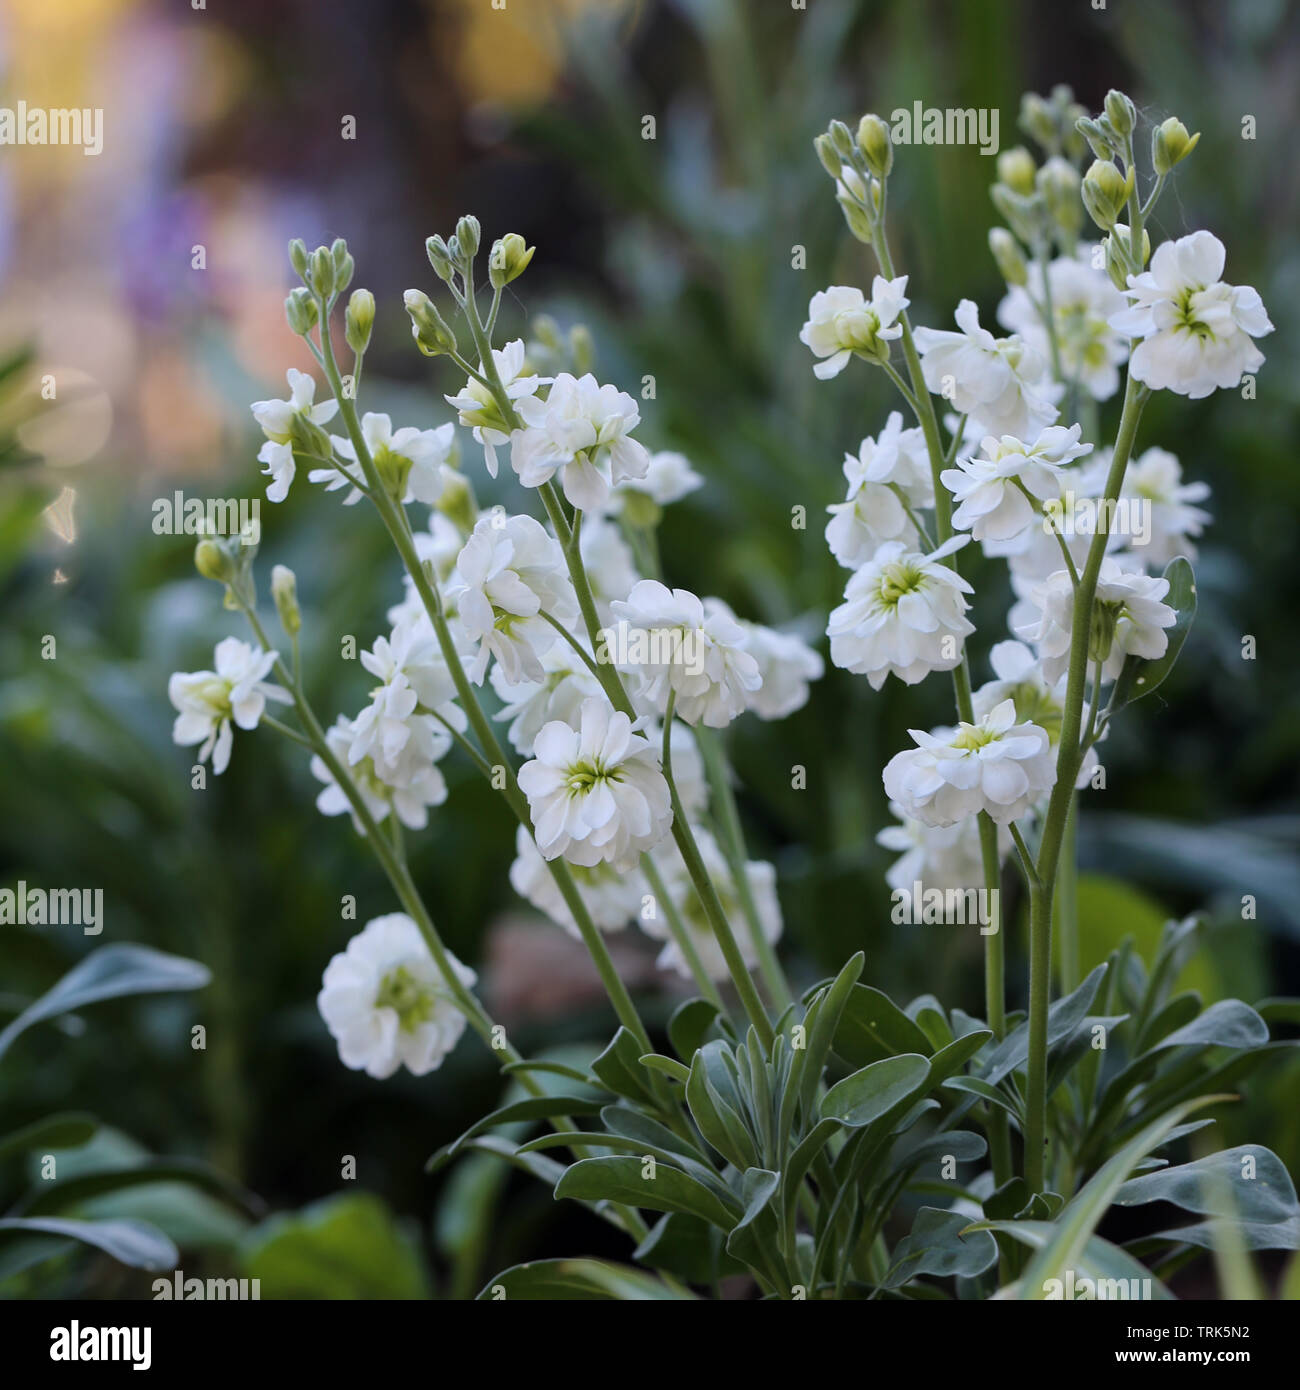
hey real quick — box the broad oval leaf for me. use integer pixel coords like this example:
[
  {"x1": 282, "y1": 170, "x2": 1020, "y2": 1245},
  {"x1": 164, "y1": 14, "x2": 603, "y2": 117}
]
[
  {"x1": 821, "y1": 1054, "x2": 931, "y2": 1129},
  {"x1": 554, "y1": 1155, "x2": 740, "y2": 1232},
  {"x1": 1109, "y1": 556, "x2": 1196, "y2": 713}
]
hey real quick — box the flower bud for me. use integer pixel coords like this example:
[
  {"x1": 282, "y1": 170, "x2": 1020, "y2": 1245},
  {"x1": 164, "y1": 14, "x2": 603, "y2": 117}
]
[
  {"x1": 285, "y1": 287, "x2": 318, "y2": 336},
  {"x1": 455, "y1": 215, "x2": 481, "y2": 260},
  {"x1": 1152, "y1": 116, "x2": 1199, "y2": 176},
  {"x1": 330, "y1": 237, "x2": 349, "y2": 268},
  {"x1": 333, "y1": 252, "x2": 355, "y2": 297},
  {"x1": 309, "y1": 246, "x2": 335, "y2": 299},
  {"x1": 1089, "y1": 601, "x2": 1120, "y2": 667},
  {"x1": 426, "y1": 235, "x2": 455, "y2": 283},
  {"x1": 1038, "y1": 156, "x2": 1083, "y2": 239},
  {"x1": 569, "y1": 323, "x2": 594, "y2": 377},
  {"x1": 1103, "y1": 89, "x2": 1136, "y2": 139},
  {"x1": 434, "y1": 467, "x2": 478, "y2": 538},
  {"x1": 1075, "y1": 116, "x2": 1115, "y2": 163},
  {"x1": 813, "y1": 132, "x2": 842, "y2": 179},
  {"x1": 271, "y1": 564, "x2": 301, "y2": 636},
  {"x1": 990, "y1": 183, "x2": 1045, "y2": 247},
  {"x1": 345, "y1": 288, "x2": 375, "y2": 354},
  {"x1": 828, "y1": 120, "x2": 856, "y2": 161},
  {"x1": 997, "y1": 146, "x2": 1036, "y2": 196},
  {"x1": 1104, "y1": 224, "x2": 1151, "y2": 287},
  {"x1": 287, "y1": 238, "x2": 309, "y2": 281},
  {"x1": 837, "y1": 190, "x2": 874, "y2": 243},
  {"x1": 1018, "y1": 94, "x2": 1057, "y2": 151},
  {"x1": 856, "y1": 113, "x2": 893, "y2": 179},
  {"x1": 1081, "y1": 159, "x2": 1134, "y2": 231},
  {"x1": 194, "y1": 538, "x2": 236, "y2": 585},
  {"x1": 404, "y1": 288, "x2": 457, "y2": 357},
  {"x1": 489, "y1": 233, "x2": 535, "y2": 289},
  {"x1": 988, "y1": 227, "x2": 1028, "y2": 286}
]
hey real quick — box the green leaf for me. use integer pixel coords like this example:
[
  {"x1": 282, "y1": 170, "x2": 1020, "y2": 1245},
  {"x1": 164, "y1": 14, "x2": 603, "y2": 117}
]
[
  {"x1": 686, "y1": 1056, "x2": 759, "y2": 1171},
  {"x1": 639, "y1": 1053, "x2": 690, "y2": 1084},
  {"x1": 1115, "y1": 1146, "x2": 1298, "y2": 1227},
  {"x1": 944, "y1": 1076, "x2": 1024, "y2": 1126},
  {"x1": 554, "y1": 1155, "x2": 740, "y2": 1232},
  {"x1": 476, "y1": 1258, "x2": 697, "y2": 1300},
  {"x1": 0, "y1": 1112, "x2": 97, "y2": 1160},
  {"x1": 427, "y1": 1093, "x2": 608, "y2": 1171},
  {"x1": 1010, "y1": 1096, "x2": 1222, "y2": 1297},
  {"x1": 725, "y1": 1169, "x2": 786, "y2": 1290},
  {"x1": 240, "y1": 1194, "x2": 429, "y2": 1299},
  {"x1": 1109, "y1": 556, "x2": 1196, "y2": 713},
  {"x1": 0, "y1": 1216, "x2": 177, "y2": 1271},
  {"x1": 591, "y1": 1027, "x2": 656, "y2": 1105},
  {"x1": 17, "y1": 1158, "x2": 261, "y2": 1219},
  {"x1": 927, "y1": 1029, "x2": 993, "y2": 1087},
  {"x1": 979, "y1": 1223, "x2": 1175, "y2": 1299},
  {"x1": 883, "y1": 1207, "x2": 998, "y2": 1288},
  {"x1": 0, "y1": 945, "x2": 210, "y2": 1061},
  {"x1": 668, "y1": 998, "x2": 721, "y2": 1062},
  {"x1": 634, "y1": 1213, "x2": 745, "y2": 1285},
  {"x1": 794, "y1": 951, "x2": 864, "y2": 1117},
  {"x1": 1140, "y1": 1216, "x2": 1300, "y2": 1253},
  {"x1": 980, "y1": 964, "x2": 1106, "y2": 1085},
  {"x1": 1155, "y1": 999, "x2": 1268, "y2": 1052},
  {"x1": 832, "y1": 984, "x2": 934, "y2": 1067},
  {"x1": 821, "y1": 1054, "x2": 931, "y2": 1129}
]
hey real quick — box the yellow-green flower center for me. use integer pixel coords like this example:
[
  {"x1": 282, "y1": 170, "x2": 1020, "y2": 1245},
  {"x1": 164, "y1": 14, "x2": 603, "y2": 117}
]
[{"x1": 375, "y1": 966, "x2": 436, "y2": 1033}]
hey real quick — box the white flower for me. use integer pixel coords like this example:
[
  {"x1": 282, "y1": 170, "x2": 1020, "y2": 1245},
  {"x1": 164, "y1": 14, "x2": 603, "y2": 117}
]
[
  {"x1": 509, "y1": 825, "x2": 641, "y2": 936},
  {"x1": 361, "y1": 614, "x2": 462, "y2": 716},
  {"x1": 1017, "y1": 559, "x2": 1177, "y2": 683},
  {"x1": 611, "y1": 450, "x2": 704, "y2": 511},
  {"x1": 941, "y1": 424, "x2": 1093, "y2": 543},
  {"x1": 825, "y1": 412, "x2": 934, "y2": 568},
  {"x1": 444, "y1": 339, "x2": 544, "y2": 476},
  {"x1": 1110, "y1": 230, "x2": 1273, "y2": 398},
  {"x1": 877, "y1": 801, "x2": 1009, "y2": 895},
  {"x1": 169, "y1": 637, "x2": 289, "y2": 774},
  {"x1": 800, "y1": 278, "x2": 910, "y2": 379},
  {"x1": 518, "y1": 698, "x2": 673, "y2": 869},
  {"x1": 250, "y1": 368, "x2": 339, "y2": 503},
  {"x1": 490, "y1": 645, "x2": 605, "y2": 757},
  {"x1": 312, "y1": 715, "x2": 448, "y2": 833},
  {"x1": 317, "y1": 913, "x2": 476, "y2": 1079},
  {"x1": 914, "y1": 300, "x2": 1059, "y2": 438},
  {"x1": 1116, "y1": 446, "x2": 1211, "y2": 568},
  {"x1": 705, "y1": 600, "x2": 824, "y2": 720},
  {"x1": 640, "y1": 828, "x2": 782, "y2": 981},
  {"x1": 579, "y1": 511, "x2": 640, "y2": 619},
  {"x1": 607, "y1": 580, "x2": 761, "y2": 728},
  {"x1": 998, "y1": 249, "x2": 1129, "y2": 401},
  {"x1": 445, "y1": 514, "x2": 578, "y2": 684},
  {"x1": 330, "y1": 413, "x2": 454, "y2": 506},
  {"x1": 306, "y1": 451, "x2": 367, "y2": 506},
  {"x1": 511, "y1": 373, "x2": 650, "y2": 510},
  {"x1": 882, "y1": 698, "x2": 1057, "y2": 827},
  {"x1": 826, "y1": 536, "x2": 974, "y2": 690},
  {"x1": 972, "y1": 640, "x2": 1100, "y2": 790}
]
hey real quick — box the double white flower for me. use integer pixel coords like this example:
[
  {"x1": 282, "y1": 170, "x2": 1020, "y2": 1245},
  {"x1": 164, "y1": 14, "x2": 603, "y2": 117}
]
[
  {"x1": 882, "y1": 699, "x2": 1057, "y2": 828},
  {"x1": 826, "y1": 411, "x2": 934, "y2": 568},
  {"x1": 317, "y1": 914, "x2": 475, "y2": 1079},
  {"x1": 518, "y1": 697, "x2": 673, "y2": 869},
  {"x1": 446, "y1": 514, "x2": 578, "y2": 684},
  {"x1": 827, "y1": 536, "x2": 974, "y2": 690},
  {"x1": 169, "y1": 637, "x2": 289, "y2": 774},
  {"x1": 800, "y1": 278, "x2": 910, "y2": 379},
  {"x1": 509, "y1": 825, "x2": 642, "y2": 936},
  {"x1": 1110, "y1": 231, "x2": 1272, "y2": 399},
  {"x1": 914, "y1": 300, "x2": 1059, "y2": 439},
  {"x1": 511, "y1": 372, "x2": 651, "y2": 510},
  {"x1": 608, "y1": 580, "x2": 762, "y2": 728},
  {"x1": 1018, "y1": 558, "x2": 1177, "y2": 684},
  {"x1": 250, "y1": 368, "x2": 339, "y2": 503},
  {"x1": 321, "y1": 413, "x2": 454, "y2": 506},
  {"x1": 1117, "y1": 447, "x2": 1211, "y2": 568},
  {"x1": 444, "y1": 339, "x2": 544, "y2": 477},
  {"x1": 941, "y1": 424, "x2": 1092, "y2": 544}
]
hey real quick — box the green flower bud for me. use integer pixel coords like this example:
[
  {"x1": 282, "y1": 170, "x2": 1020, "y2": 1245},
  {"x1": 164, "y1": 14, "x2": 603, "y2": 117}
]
[
  {"x1": 333, "y1": 253, "x2": 355, "y2": 298},
  {"x1": 988, "y1": 227, "x2": 1029, "y2": 286},
  {"x1": 1103, "y1": 89, "x2": 1136, "y2": 139},
  {"x1": 990, "y1": 183, "x2": 1046, "y2": 247},
  {"x1": 309, "y1": 246, "x2": 335, "y2": 299},
  {"x1": 1075, "y1": 116, "x2": 1115, "y2": 162},
  {"x1": 345, "y1": 288, "x2": 375, "y2": 354},
  {"x1": 828, "y1": 119, "x2": 856, "y2": 161},
  {"x1": 455, "y1": 215, "x2": 481, "y2": 260},
  {"x1": 285, "y1": 287, "x2": 318, "y2": 336},
  {"x1": 489, "y1": 233, "x2": 535, "y2": 289},
  {"x1": 330, "y1": 237, "x2": 349, "y2": 267},
  {"x1": 289, "y1": 411, "x2": 333, "y2": 461},
  {"x1": 813, "y1": 132, "x2": 842, "y2": 179},
  {"x1": 404, "y1": 288, "x2": 457, "y2": 357},
  {"x1": 1106, "y1": 223, "x2": 1151, "y2": 282},
  {"x1": 194, "y1": 538, "x2": 236, "y2": 585},
  {"x1": 426, "y1": 235, "x2": 455, "y2": 283},
  {"x1": 1081, "y1": 159, "x2": 1134, "y2": 231},
  {"x1": 1152, "y1": 116, "x2": 1199, "y2": 176},
  {"x1": 1089, "y1": 600, "x2": 1120, "y2": 667},
  {"x1": 1018, "y1": 94, "x2": 1057, "y2": 151},
  {"x1": 569, "y1": 324, "x2": 594, "y2": 377},
  {"x1": 856, "y1": 113, "x2": 893, "y2": 179},
  {"x1": 837, "y1": 189, "x2": 874, "y2": 243},
  {"x1": 270, "y1": 564, "x2": 301, "y2": 636},
  {"x1": 618, "y1": 487, "x2": 661, "y2": 531},
  {"x1": 434, "y1": 467, "x2": 478, "y2": 539},
  {"x1": 287, "y1": 238, "x2": 309, "y2": 280},
  {"x1": 997, "y1": 146, "x2": 1037, "y2": 196},
  {"x1": 1038, "y1": 156, "x2": 1083, "y2": 239}
]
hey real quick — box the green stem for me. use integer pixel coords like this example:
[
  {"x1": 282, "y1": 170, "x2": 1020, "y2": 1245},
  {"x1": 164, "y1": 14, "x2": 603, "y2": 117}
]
[
  {"x1": 640, "y1": 854, "x2": 726, "y2": 1012},
  {"x1": 1055, "y1": 792, "x2": 1080, "y2": 995}
]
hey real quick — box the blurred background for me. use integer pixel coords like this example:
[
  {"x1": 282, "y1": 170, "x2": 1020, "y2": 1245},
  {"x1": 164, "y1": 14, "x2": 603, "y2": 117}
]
[{"x1": 1, "y1": 0, "x2": 1297, "y2": 1297}]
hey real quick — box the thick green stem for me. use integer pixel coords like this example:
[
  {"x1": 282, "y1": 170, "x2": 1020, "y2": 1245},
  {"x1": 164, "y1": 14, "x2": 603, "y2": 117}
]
[
  {"x1": 1055, "y1": 792, "x2": 1080, "y2": 994},
  {"x1": 1024, "y1": 369, "x2": 1150, "y2": 1192}
]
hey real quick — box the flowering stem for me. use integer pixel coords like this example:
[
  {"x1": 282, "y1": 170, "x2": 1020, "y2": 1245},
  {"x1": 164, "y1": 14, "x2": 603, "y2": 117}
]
[
  {"x1": 1024, "y1": 368, "x2": 1150, "y2": 1192},
  {"x1": 696, "y1": 727, "x2": 794, "y2": 1012},
  {"x1": 1055, "y1": 792, "x2": 1080, "y2": 994},
  {"x1": 640, "y1": 853, "x2": 727, "y2": 1012}
]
